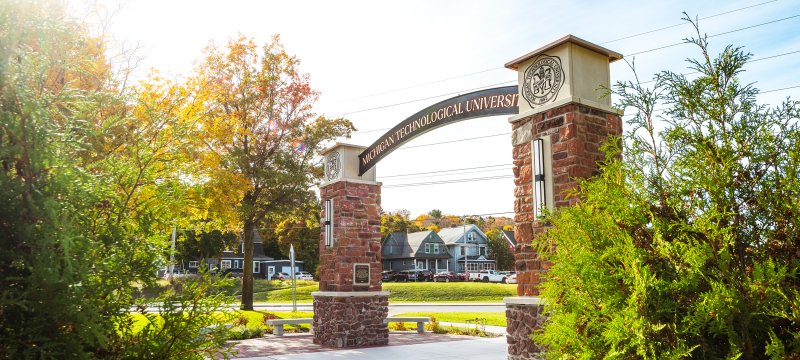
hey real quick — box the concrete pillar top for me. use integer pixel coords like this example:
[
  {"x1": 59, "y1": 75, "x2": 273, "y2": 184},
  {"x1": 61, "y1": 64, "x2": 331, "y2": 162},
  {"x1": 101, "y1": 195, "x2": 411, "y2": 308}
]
[
  {"x1": 506, "y1": 35, "x2": 623, "y2": 123},
  {"x1": 320, "y1": 142, "x2": 377, "y2": 185}
]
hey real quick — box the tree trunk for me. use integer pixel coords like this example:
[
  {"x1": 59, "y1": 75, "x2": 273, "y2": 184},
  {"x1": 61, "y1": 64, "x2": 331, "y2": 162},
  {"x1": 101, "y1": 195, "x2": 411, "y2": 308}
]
[{"x1": 241, "y1": 219, "x2": 255, "y2": 310}]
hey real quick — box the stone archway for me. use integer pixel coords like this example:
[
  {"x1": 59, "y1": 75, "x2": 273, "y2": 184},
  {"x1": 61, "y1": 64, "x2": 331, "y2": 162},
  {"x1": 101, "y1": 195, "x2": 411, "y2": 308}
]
[{"x1": 313, "y1": 35, "x2": 623, "y2": 359}]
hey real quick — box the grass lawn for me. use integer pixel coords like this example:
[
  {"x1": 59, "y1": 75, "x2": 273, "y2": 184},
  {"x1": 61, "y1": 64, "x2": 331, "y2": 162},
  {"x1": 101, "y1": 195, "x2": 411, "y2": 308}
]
[
  {"x1": 255, "y1": 281, "x2": 516, "y2": 303},
  {"x1": 129, "y1": 310, "x2": 314, "y2": 335},
  {"x1": 392, "y1": 312, "x2": 507, "y2": 327}
]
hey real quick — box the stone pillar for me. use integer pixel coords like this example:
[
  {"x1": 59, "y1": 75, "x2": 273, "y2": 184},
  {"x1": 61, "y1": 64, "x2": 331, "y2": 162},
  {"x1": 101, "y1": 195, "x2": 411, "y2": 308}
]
[
  {"x1": 504, "y1": 35, "x2": 623, "y2": 359},
  {"x1": 313, "y1": 143, "x2": 388, "y2": 348}
]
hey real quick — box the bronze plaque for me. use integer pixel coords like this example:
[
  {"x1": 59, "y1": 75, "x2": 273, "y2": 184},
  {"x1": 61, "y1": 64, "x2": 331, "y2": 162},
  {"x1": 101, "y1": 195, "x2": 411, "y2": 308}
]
[{"x1": 353, "y1": 263, "x2": 370, "y2": 285}]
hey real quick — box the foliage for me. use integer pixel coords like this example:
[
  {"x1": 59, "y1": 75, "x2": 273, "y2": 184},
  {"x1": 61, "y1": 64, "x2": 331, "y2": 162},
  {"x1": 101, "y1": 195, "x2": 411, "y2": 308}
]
[
  {"x1": 257, "y1": 198, "x2": 322, "y2": 274},
  {"x1": 534, "y1": 18, "x2": 800, "y2": 359},
  {"x1": 176, "y1": 229, "x2": 239, "y2": 264},
  {"x1": 255, "y1": 282, "x2": 517, "y2": 302},
  {"x1": 0, "y1": 1, "x2": 264, "y2": 357},
  {"x1": 486, "y1": 228, "x2": 515, "y2": 271},
  {"x1": 380, "y1": 210, "x2": 422, "y2": 237},
  {"x1": 393, "y1": 312, "x2": 507, "y2": 327},
  {"x1": 116, "y1": 269, "x2": 235, "y2": 359},
  {"x1": 190, "y1": 35, "x2": 353, "y2": 309}
]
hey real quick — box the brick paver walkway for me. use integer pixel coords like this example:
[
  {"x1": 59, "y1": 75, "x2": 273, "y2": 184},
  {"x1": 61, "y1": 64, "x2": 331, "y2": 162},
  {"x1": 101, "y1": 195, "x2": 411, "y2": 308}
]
[{"x1": 228, "y1": 332, "x2": 483, "y2": 358}]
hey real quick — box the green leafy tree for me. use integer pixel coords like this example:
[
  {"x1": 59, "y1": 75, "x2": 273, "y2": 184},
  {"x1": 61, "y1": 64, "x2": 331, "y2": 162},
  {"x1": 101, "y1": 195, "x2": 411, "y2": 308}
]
[
  {"x1": 534, "y1": 18, "x2": 800, "y2": 359},
  {"x1": 380, "y1": 210, "x2": 422, "y2": 238},
  {"x1": 0, "y1": 1, "x2": 236, "y2": 357},
  {"x1": 486, "y1": 229, "x2": 514, "y2": 271}
]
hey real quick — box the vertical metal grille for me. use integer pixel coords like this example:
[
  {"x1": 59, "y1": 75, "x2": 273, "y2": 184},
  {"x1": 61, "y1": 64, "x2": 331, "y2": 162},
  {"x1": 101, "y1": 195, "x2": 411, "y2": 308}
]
[
  {"x1": 324, "y1": 199, "x2": 334, "y2": 246},
  {"x1": 532, "y1": 139, "x2": 546, "y2": 218}
]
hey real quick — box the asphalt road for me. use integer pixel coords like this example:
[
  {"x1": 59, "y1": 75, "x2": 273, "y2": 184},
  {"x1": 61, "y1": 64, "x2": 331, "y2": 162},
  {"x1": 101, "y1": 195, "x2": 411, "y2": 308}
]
[
  {"x1": 252, "y1": 303, "x2": 506, "y2": 315},
  {"x1": 133, "y1": 303, "x2": 507, "y2": 314}
]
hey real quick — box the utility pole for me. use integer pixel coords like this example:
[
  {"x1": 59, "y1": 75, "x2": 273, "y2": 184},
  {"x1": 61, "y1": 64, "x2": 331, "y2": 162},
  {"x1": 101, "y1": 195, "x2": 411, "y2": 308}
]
[
  {"x1": 169, "y1": 225, "x2": 176, "y2": 281},
  {"x1": 463, "y1": 217, "x2": 468, "y2": 280}
]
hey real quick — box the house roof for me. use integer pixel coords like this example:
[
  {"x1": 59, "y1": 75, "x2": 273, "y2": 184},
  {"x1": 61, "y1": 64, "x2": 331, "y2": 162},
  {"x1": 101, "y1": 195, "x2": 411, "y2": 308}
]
[
  {"x1": 383, "y1": 230, "x2": 448, "y2": 258},
  {"x1": 438, "y1": 224, "x2": 486, "y2": 245},
  {"x1": 221, "y1": 229, "x2": 274, "y2": 260},
  {"x1": 502, "y1": 230, "x2": 516, "y2": 246}
]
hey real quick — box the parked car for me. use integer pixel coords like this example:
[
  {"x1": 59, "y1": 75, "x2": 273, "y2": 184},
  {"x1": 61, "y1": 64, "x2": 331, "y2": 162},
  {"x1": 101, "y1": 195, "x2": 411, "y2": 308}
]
[
  {"x1": 398, "y1": 269, "x2": 433, "y2": 282},
  {"x1": 392, "y1": 271, "x2": 409, "y2": 282},
  {"x1": 468, "y1": 270, "x2": 509, "y2": 283},
  {"x1": 294, "y1": 271, "x2": 313, "y2": 280},
  {"x1": 382, "y1": 270, "x2": 397, "y2": 282},
  {"x1": 271, "y1": 272, "x2": 289, "y2": 280},
  {"x1": 417, "y1": 270, "x2": 434, "y2": 282},
  {"x1": 433, "y1": 271, "x2": 464, "y2": 282},
  {"x1": 507, "y1": 273, "x2": 517, "y2": 284}
]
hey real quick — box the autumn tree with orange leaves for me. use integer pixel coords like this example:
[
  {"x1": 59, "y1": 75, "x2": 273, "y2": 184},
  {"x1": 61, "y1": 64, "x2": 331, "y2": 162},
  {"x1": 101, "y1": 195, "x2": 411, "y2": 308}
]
[{"x1": 191, "y1": 35, "x2": 353, "y2": 310}]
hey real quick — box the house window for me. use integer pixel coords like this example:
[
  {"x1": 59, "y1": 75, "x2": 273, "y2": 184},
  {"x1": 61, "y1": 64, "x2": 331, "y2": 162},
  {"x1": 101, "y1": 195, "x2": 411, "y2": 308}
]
[
  {"x1": 254, "y1": 262, "x2": 260, "y2": 273},
  {"x1": 417, "y1": 260, "x2": 425, "y2": 269},
  {"x1": 221, "y1": 260, "x2": 231, "y2": 270},
  {"x1": 468, "y1": 232, "x2": 475, "y2": 241},
  {"x1": 425, "y1": 243, "x2": 430, "y2": 254},
  {"x1": 434, "y1": 244, "x2": 439, "y2": 254},
  {"x1": 460, "y1": 246, "x2": 466, "y2": 256},
  {"x1": 402, "y1": 260, "x2": 406, "y2": 265},
  {"x1": 479, "y1": 246, "x2": 486, "y2": 256},
  {"x1": 188, "y1": 261, "x2": 199, "y2": 268},
  {"x1": 234, "y1": 260, "x2": 239, "y2": 268},
  {"x1": 387, "y1": 244, "x2": 393, "y2": 254}
]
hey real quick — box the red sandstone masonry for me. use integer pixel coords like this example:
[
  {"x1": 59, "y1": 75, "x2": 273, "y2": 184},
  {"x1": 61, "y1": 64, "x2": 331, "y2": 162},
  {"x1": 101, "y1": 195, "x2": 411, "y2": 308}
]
[
  {"x1": 319, "y1": 181, "x2": 383, "y2": 292},
  {"x1": 313, "y1": 294, "x2": 389, "y2": 348},
  {"x1": 513, "y1": 104, "x2": 621, "y2": 296},
  {"x1": 506, "y1": 303, "x2": 546, "y2": 360}
]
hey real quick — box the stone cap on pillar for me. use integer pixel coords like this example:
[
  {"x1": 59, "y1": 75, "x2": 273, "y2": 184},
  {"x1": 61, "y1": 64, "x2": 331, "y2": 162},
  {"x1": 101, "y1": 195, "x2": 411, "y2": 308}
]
[
  {"x1": 320, "y1": 142, "x2": 378, "y2": 186},
  {"x1": 506, "y1": 35, "x2": 623, "y2": 123}
]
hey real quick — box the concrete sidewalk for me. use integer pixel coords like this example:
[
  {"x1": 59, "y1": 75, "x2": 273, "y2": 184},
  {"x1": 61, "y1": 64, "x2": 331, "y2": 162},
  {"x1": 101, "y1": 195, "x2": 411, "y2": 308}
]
[{"x1": 230, "y1": 332, "x2": 507, "y2": 360}]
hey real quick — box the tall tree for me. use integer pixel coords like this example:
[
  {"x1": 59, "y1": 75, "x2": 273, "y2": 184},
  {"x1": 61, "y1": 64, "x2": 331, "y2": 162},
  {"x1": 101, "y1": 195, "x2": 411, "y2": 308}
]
[
  {"x1": 380, "y1": 210, "x2": 421, "y2": 238},
  {"x1": 486, "y1": 228, "x2": 514, "y2": 271},
  {"x1": 535, "y1": 18, "x2": 800, "y2": 358},
  {"x1": 0, "y1": 1, "x2": 233, "y2": 357},
  {"x1": 192, "y1": 35, "x2": 353, "y2": 310}
]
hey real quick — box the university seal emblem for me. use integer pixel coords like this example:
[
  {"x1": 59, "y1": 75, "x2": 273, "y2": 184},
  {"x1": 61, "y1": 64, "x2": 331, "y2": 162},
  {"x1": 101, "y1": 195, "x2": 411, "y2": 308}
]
[
  {"x1": 522, "y1": 55, "x2": 564, "y2": 108},
  {"x1": 325, "y1": 151, "x2": 341, "y2": 181}
]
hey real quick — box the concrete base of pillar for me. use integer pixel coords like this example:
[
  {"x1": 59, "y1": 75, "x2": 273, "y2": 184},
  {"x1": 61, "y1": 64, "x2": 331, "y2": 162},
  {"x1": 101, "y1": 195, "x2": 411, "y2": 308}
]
[
  {"x1": 505, "y1": 297, "x2": 547, "y2": 360},
  {"x1": 312, "y1": 291, "x2": 389, "y2": 348}
]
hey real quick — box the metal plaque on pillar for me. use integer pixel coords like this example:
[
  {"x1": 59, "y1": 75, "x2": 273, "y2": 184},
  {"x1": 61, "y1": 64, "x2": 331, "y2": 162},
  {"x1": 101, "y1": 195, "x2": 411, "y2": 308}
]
[{"x1": 353, "y1": 263, "x2": 370, "y2": 285}]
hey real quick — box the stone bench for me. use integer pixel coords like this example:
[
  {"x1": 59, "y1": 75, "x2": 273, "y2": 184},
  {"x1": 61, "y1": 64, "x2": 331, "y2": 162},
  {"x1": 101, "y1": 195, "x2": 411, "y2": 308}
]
[
  {"x1": 266, "y1": 318, "x2": 313, "y2": 336},
  {"x1": 384, "y1": 316, "x2": 431, "y2": 333}
]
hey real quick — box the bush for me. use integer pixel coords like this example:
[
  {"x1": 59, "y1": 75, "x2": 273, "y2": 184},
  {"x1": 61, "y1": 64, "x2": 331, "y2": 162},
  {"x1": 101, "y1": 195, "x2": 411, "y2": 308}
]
[{"x1": 534, "y1": 17, "x2": 800, "y2": 359}]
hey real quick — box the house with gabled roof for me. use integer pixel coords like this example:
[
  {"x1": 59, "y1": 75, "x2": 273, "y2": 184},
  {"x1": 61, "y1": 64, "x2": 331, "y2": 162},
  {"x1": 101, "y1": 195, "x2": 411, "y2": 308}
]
[
  {"x1": 438, "y1": 224, "x2": 496, "y2": 273},
  {"x1": 203, "y1": 229, "x2": 303, "y2": 279},
  {"x1": 502, "y1": 229, "x2": 516, "y2": 251},
  {"x1": 381, "y1": 230, "x2": 451, "y2": 272}
]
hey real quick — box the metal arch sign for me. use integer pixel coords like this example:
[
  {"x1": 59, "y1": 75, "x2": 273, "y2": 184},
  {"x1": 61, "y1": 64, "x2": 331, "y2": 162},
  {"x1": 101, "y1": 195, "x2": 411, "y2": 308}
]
[{"x1": 358, "y1": 86, "x2": 519, "y2": 175}]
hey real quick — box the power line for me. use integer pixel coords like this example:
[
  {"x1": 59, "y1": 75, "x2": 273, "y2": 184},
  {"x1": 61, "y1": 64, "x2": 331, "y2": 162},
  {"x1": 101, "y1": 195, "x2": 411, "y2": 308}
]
[
  {"x1": 341, "y1": 67, "x2": 503, "y2": 102},
  {"x1": 383, "y1": 175, "x2": 512, "y2": 188},
  {"x1": 625, "y1": 14, "x2": 800, "y2": 57},
  {"x1": 337, "y1": 80, "x2": 516, "y2": 117},
  {"x1": 636, "y1": 49, "x2": 800, "y2": 84},
  {"x1": 761, "y1": 84, "x2": 800, "y2": 94},
  {"x1": 380, "y1": 166, "x2": 513, "y2": 182},
  {"x1": 397, "y1": 132, "x2": 509, "y2": 150},
  {"x1": 379, "y1": 163, "x2": 512, "y2": 178},
  {"x1": 336, "y1": 0, "x2": 778, "y2": 106},
  {"x1": 349, "y1": 46, "x2": 798, "y2": 135},
  {"x1": 620, "y1": 83, "x2": 800, "y2": 117},
  {"x1": 600, "y1": 0, "x2": 778, "y2": 44}
]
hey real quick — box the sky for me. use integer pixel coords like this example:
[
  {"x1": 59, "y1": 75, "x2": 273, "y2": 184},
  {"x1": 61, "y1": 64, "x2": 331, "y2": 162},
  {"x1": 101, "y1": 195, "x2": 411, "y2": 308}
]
[{"x1": 77, "y1": 0, "x2": 800, "y2": 218}]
